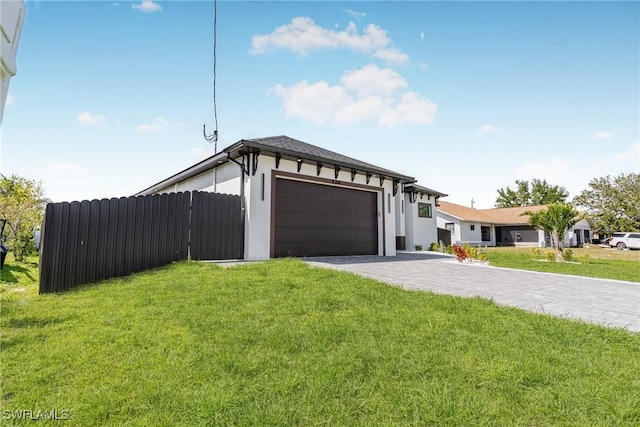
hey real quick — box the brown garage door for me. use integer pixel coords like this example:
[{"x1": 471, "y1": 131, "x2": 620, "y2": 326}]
[{"x1": 273, "y1": 178, "x2": 378, "y2": 257}]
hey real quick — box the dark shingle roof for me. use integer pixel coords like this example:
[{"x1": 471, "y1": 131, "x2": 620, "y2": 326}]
[
  {"x1": 404, "y1": 183, "x2": 448, "y2": 198},
  {"x1": 225, "y1": 135, "x2": 414, "y2": 181},
  {"x1": 136, "y1": 135, "x2": 431, "y2": 195}
]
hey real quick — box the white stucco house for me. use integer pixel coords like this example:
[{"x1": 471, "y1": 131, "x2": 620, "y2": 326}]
[
  {"x1": 437, "y1": 201, "x2": 594, "y2": 248},
  {"x1": 136, "y1": 136, "x2": 447, "y2": 260}
]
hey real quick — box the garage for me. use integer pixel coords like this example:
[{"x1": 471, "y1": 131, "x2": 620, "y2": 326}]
[{"x1": 273, "y1": 178, "x2": 378, "y2": 257}]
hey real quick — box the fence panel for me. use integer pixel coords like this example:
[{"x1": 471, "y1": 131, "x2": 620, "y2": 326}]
[{"x1": 189, "y1": 191, "x2": 244, "y2": 261}]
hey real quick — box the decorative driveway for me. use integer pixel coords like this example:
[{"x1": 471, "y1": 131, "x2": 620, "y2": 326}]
[{"x1": 306, "y1": 252, "x2": 640, "y2": 332}]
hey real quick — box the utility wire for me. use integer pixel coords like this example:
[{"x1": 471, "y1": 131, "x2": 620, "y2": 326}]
[{"x1": 203, "y1": 0, "x2": 218, "y2": 151}]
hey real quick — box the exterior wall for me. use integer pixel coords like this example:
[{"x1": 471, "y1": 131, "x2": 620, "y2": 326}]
[
  {"x1": 245, "y1": 155, "x2": 397, "y2": 261},
  {"x1": 394, "y1": 192, "x2": 405, "y2": 241},
  {"x1": 404, "y1": 195, "x2": 437, "y2": 250},
  {"x1": 458, "y1": 221, "x2": 481, "y2": 244},
  {"x1": 176, "y1": 170, "x2": 214, "y2": 192},
  {"x1": 213, "y1": 162, "x2": 241, "y2": 195},
  {"x1": 455, "y1": 221, "x2": 495, "y2": 246}
]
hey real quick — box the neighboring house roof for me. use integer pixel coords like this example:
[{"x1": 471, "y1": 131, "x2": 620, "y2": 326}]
[
  {"x1": 136, "y1": 135, "x2": 422, "y2": 196},
  {"x1": 437, "y1": 201, "x2": 547, "y2": 225}
]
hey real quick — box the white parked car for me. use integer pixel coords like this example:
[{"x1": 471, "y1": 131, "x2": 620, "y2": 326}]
[{"x1": 609, "y1": 232, "x2": 640, "y2": 250}]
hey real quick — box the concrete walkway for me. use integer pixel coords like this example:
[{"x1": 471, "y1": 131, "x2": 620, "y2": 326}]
[{"x1": 306, "y1": 252, "x2": 640, "y2": 332}]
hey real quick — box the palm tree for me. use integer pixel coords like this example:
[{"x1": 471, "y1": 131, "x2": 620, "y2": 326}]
[{"x1": 521, "y1": 203, "x2": 583, "y2": 262}]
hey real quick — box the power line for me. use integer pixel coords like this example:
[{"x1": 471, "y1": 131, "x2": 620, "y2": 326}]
[{"x1": 203, "y1": 0, "x2": 218, "y2": 151}]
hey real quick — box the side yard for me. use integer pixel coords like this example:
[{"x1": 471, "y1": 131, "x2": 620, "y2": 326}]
[
  {"x1": 1, "y1": 259, "x2": 639, "y2": 425},
  {"x1": 486, "y1": 246, "x2": 640, "y2": 282}
]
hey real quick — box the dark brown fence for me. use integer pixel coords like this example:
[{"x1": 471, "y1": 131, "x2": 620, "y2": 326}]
[
  {"x1": 190, "y1": 191, "x2": 244, "y2": 260},
  {"x1": 437, "y1": 228, "x2": 452, "y2": 247},
  {"x1": 39, "y1": 191, "x2": 243, "y2": 293}
]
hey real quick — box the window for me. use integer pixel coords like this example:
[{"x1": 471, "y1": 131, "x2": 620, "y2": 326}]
[
  {"x1": 481, "y1": 226, "x2": 490, "y2": 241},
  {"x1": 418, "y1": 203, "x2": 432, "y2": 218},
  {"x1": 470, "y1": 224, "x2": 475, "y2": 231},
  {"x1": 445, "y1": 222, "x2": 455, "y2": 232}
]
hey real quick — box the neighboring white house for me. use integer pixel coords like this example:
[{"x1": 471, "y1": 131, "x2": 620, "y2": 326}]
[
  {"x1": 437, "y1": 201, "x2": 593, "y2": 248},
  {"x1": 137, "y1": 136, "x2": 447, "y2": 260}
]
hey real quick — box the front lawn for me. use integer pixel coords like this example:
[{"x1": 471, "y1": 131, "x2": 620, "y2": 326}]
[
  {"x1": 486, "y1": 246, "x2": 640, "y2": 282},
  {"x1": 1, "y1": 259, "x2": 639, "y2": 425}
]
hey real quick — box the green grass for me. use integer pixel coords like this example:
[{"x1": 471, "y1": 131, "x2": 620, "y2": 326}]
[
  {"x1": 0, "y1": 254, "x2": 39, "y2": 290},
  {"x1": 486, "y1": 247, "x2": 640, "y2": 282},
  {"x1": 1, "y1": 259, "x2": 639, "y2": 426}
]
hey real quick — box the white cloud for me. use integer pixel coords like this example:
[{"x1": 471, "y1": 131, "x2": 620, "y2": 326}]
[
  {"x1": 516, "y1": 158, "x2": 571, "y2": 183},
  {"x1": 251, "y1": 17, "x2": 408, "y2": 64},
  {"x1": 272, "y1": 81, "x2": 350, "y2": 124},
  {"x1": 132, "y1": 0, "x2": 162, "y2": 13},
  {"x1": 136, "y1": 117, "x2": 168, "y2": 132},
  {"x1": 271, "y1": 64, "x2": 437, "y2": 128},
  {"x1": 478, "y1": 125, "x2": 499, "y2": 135},
  {"x1": 378, "y1": 92, "x2": 438, "y2": 127},
  {"x1": 344, "y1": 9, "x2": 366, "y2": 18},
  {"x1": 420, "y1": 32, "x2": 425, "y2": 41},
  {"x1": 340, "y1": 64, "x2": 407, "y2": 96},
  {"x1": 46, "y1": 160, "x2": 89, "y2": 176},
  {"x1": 591, "y1": 131, "x2": 615, "y2": 139},
  {"x1": 77, "y1": 110, "x2": 107, "y2": 126},
  {"x1": 6, "y1": 93, "x2": 13, "y2": 105}
]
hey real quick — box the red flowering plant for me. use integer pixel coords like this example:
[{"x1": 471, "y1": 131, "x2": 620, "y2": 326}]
[{"x1": 453, "y1": 244, "x2": 468, "y2": 262}]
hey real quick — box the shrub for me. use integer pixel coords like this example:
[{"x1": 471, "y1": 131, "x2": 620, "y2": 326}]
[
  {"x1": 428, "y1": 242, "x2": 440, "y2": 252},
  {"x1": 467, "y1": 246, "x2": 479, "y2": 260},
  {"x1": 477, "y1": 246, "x2": 488, "y2": 262},
  {"x1": 576, "y1": 253, "x2": 591, "y2": 264},
  {"x1": 545, "y1": 251, "x2": 555, "y2": 262},
  {"x1": 445, "y1": 244, "x2": 455, "y2": 255},
  {"x1": 454, "y1": 245, "x2": 468, "y2": 262},
  {"x1": 414, "y1": 244, "x2": 423, "y2": 251},
  {"x1": 564, "y1": 249, "x2": 573, "y2": 262},
  {"x1": 530, "y1": 247, "x2": 542, "y2": 257}
]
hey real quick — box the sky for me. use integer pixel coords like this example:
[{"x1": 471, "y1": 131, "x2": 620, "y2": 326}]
[{"x1": 1, "y1": 0, "x2": 638, "y2": 208}]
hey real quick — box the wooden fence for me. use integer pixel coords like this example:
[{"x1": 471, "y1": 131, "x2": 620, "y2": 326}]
[{"x1": 39, "y1": 191, "x2": 243, "y2": 293}]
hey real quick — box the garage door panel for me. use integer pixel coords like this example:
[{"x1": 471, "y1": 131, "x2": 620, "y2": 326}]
[
  {"x1": 274, "y1": 178, "x2": 378, "y2": 257},
  {"x1": 276, "y1": 228, "x2": 302, "y2": 242}
]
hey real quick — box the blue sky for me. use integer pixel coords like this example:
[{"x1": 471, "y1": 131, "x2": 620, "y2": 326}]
[{"x1": 2, "y1": 0, "x2": 638, "y2": 208}]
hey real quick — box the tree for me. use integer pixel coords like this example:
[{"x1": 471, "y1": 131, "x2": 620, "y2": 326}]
[
  {"x1": 495, "y1": 179, "x2": 569, "y2": 208},
  {"x1": 522, "y1": 203, "x2": 583, "y2": 262},
  {"x1": 0, "y1": 174, "x2": 48, "y2": 262},
  {"x1": 573, "y1": 173, "x2": 640, "y2": 234}
]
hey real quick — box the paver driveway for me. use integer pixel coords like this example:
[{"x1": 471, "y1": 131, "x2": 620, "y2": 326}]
[{"x1": 306, "y1": 252, "x2": 640, "y2": 332}]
